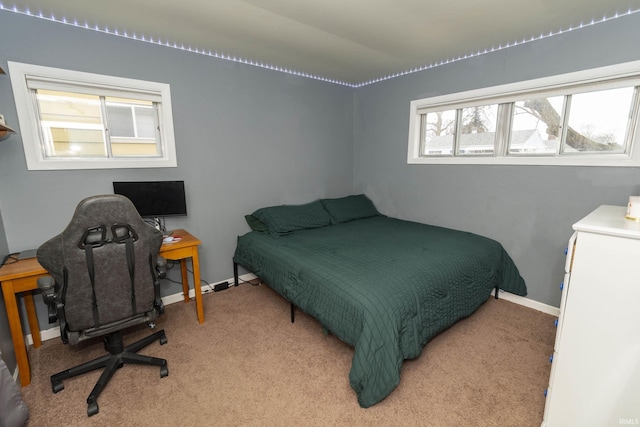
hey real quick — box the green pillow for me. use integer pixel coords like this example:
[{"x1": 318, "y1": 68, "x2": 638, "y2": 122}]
[
  {"x1": 244, "y1": 215, "x2": 269, "y2": 232},
  {"x1": 321, "y1": 194, "x2": 380, "y2": 224},
  {"x1": 252, "y1": 200, "x2": 332, "y2": 237}
]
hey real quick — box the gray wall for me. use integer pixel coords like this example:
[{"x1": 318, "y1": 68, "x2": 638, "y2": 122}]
[
  {"x1": 0, "y1": 11, "x2": 354, "y2": 332},
  {"x1": 1, "y1": 8, "x2": 640, "y2": 344},
  {"x1": 353, "y1": 12, "x2": 640, "y2": 306}
]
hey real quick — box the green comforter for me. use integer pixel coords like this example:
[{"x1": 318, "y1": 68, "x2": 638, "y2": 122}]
[{"x1": 233, "y1": 216, "x2": 526, "y2": 407}]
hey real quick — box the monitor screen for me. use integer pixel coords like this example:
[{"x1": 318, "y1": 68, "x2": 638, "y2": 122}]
[{"x1": 113, "y1": 181, "x2": 187, "y2": 217}]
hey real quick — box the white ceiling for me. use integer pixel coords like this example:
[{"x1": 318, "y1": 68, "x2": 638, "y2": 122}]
[{"x1": 6, "y1": 0, "x2": 640, "y2": 85}]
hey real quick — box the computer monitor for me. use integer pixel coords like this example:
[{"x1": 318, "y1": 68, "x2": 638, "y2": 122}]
[{"x1": 113, "y1": 181, "x2": 187, "y2": 218}]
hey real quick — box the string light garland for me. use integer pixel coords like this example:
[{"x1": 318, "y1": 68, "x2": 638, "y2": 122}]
[{"x1": 1, "y1": 3, "x2": 639, "y2": 88}]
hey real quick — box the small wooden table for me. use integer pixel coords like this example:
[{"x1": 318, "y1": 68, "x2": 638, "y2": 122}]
[
  {"x1": 160, "y1": 229, "x2": 204, "y2": 324},
  {"x1": 0, "y1": 228, "x2": 203, "y2": 387}
]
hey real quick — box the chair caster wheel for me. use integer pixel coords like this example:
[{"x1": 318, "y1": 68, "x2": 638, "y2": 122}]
[
  {"x1": 52, "y1": 380, "x2": 64, "y2": 393},
  {"x1": 160, "y1": 365, "x2": 169, "y2": 378},
  {"x1": 160, "y1": 335, "x2": 168, "y2": 345},
  {"x1": 87, "y1": 402, "x2": 99, "y2": 417}
]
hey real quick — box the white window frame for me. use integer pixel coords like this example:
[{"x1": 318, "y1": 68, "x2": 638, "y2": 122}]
[
  {"x1": 407, "y1": 60, "x2": 640, "y2": 167},
  {"x1": 8, "y1": 61, "x2": 177, "y2": 170}
]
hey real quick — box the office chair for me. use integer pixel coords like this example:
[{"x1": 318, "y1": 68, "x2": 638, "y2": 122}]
[{"x1": 37, "y1": 194, "x2": 169, "y2": 417}]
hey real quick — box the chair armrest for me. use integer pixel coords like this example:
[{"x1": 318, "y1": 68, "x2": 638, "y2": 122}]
[
  {"x1": 37, "y1": 275, "x2": 58, "y2": 324},
  {"x1": 37, "y1": 276, "x2": 56, "y2": 303},
  {"x1": 37, "y1": 275, "x2": 55, "y2": 290},
  {"x1": 156, "y1": 256, "x2": 167, "y2": 279},
  {"x1": 153, "y1": 256, "x2": 167, "y2": 314}
]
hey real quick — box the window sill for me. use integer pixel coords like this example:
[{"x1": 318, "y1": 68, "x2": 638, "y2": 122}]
[{"x1": 407, "y1": 153, "x2": 640, "y2": 167}]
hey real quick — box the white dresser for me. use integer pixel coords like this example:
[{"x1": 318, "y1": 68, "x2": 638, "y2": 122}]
[{"x1": 542, "y1": 205, "x2": 640, "y2": 427}]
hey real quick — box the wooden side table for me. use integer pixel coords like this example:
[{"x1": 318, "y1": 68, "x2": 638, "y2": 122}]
[
  {"x1": 0, "y1": 258, "x2": 47, "y2": 386},
  {"x1": 159, "y1": 229, "x2": 204, "y2": 323}
]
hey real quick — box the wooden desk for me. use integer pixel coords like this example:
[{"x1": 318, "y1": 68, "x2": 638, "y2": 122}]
[{"x1": 0, "y1": 228, "x2": 203, "y2": 387}]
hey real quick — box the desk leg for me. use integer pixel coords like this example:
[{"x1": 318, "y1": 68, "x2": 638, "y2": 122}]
[
  {"x1": 1, "y1": 280, "x2": 31, "y2": 386},
  {"x1": 24, "y1": 293, "x2": 41, "y2": 348},
  {"x1": 180, "y1": 260, "x2": 190, "y2": 303},
  {"x1": 192, "y1": 249, "x2": 204, "y2": 324}
]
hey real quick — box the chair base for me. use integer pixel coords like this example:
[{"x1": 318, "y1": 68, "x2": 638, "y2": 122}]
[{"x1": 50, "y1": 328, "x2": 168, "y2": 417}]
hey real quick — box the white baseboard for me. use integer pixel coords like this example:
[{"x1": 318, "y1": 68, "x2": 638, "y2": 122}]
[
  {"x1": 17, "y1": 274, "x2": 553, "y2": 382},
  {"x1": 26, "y1": 273, "x2": 258, "y2": 345},
  {"x1": 492, "y1": 289, "x2": 560, "y2": 317},
  {"x1": 26, "y1": 274, "x2": 555, "y2": 345}
]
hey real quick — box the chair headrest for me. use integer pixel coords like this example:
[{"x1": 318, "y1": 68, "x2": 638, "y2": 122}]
[{"x1": 37, "y1": 194, "x2": 162, "y2": 274}]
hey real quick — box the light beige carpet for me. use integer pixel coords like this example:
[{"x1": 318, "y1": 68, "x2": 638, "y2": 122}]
[{"x1": 20, "y1": 283, "x2": 556, "y2": 426}]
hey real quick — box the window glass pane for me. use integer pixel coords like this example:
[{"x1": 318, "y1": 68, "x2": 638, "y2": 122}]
[
  {"x1": 49, "y1": 129, "x2": 107, "y2": 157},
  {"x1": 111, "y1": 142, "x2": 159, "y2": 156},
  {"x1": 459, "y1": 105, "x2": 497, "y2": 155},
  {"x1": 510, "y1": 96, "x2": 564, "y2": 154},
  {"x1": 106, "y1": 105, "x2": 135, "y2": 137},
  {"x1": 35, "y1": 89, "x2": 107, "y2": 158},
  {"x1": 106, "y1": 97, "x2": 156, "y2": 139},
  {"x1": 564, "y1": 87, "x2": 633, "y2": 153},
  {"x1": 421, "y1": 110, "x2": 456, "y2": 155},
  {"x1": 106, "y1": 97, "x2": 160, "y2": 157},
  {"x1": 134, "y1": 107, "x2": 156, "y2": 139}
]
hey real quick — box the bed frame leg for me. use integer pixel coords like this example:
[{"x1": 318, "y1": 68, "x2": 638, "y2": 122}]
[
  {"x1": 233, "y1": 262, "x2": 239, "y2": 287},
  {"x1": 235, "y1": 260, "x2": 296, "y2": 322},
  {"x1": 494, "y1": 284, "x2": 500, "y2": 299}
]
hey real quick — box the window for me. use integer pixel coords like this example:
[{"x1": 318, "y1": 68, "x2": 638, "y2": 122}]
[
  {"x1": 8, "y1": 62, "x2": 177, "y2": 170},
  {"x1": 421, "y1": 104, "x2": 500, "y2": 156},
  {"x1": 509, "y1": 96, "x2": 563, "y2": 155},
  {"x1": 407, "y1": 60, "x2": 640, "y2": 166}
]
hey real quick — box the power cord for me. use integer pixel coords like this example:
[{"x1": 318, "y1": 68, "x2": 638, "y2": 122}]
[
  {"x1": 1, "y1": 253, "x2": 19, "y2": 268},
  {"x1": 162, "y1": 260, "x2": 214, "y2": 294},
  {"x1": 160, "y1": 259, "x2": 263, "y2": 298},
  {"x1": 237, "y1": 276, "x2": 263, "y2": 287},
  {"x1": 186, "y1": 266, "x2": 214, "y2": 293}
]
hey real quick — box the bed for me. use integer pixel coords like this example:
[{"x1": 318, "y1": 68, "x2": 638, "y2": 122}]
[{"x1": 233, "y1": 195, "x2": 526, "y2": 407}]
